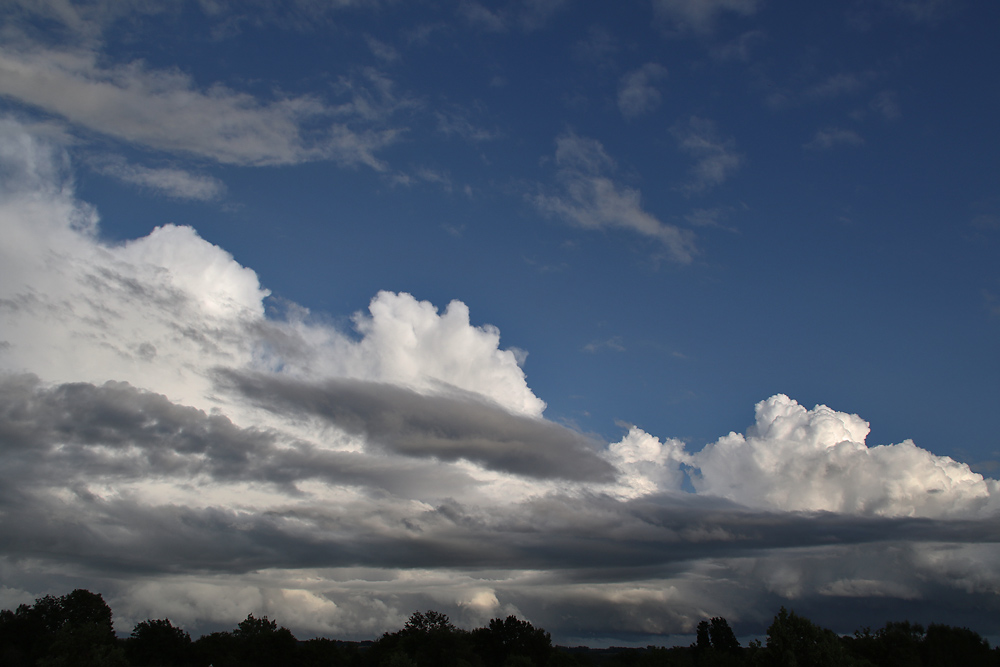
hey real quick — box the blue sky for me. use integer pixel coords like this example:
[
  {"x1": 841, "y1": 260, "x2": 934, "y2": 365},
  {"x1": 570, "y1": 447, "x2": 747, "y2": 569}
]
[{"x1": 1, "y1": 0, "x2": 999, "y2": 646}]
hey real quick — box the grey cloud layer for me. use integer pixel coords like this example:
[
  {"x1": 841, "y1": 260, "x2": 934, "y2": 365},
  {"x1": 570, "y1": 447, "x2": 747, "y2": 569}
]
[
  {"x1": 214, "y1": 370, "x2": 616, "y2": 483},
  {"x1": 3, "y1": 373, "x2": 1000, "y2": 639}
]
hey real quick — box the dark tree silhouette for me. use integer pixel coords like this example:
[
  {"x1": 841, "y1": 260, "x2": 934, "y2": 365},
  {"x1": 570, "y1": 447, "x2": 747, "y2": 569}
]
[
  {"x1": 471, "y1": 615, "x2": 552, "y2": 667},
  {"x1": 127, "y1": 618, "x2": 193, "y2": 666},
  {"x1": 922, "y1": 623, "x2": 994, "y2": 667},
  {"x1": 231, "y1": 613, "x2": 298, "y2": 667},
  {"x1": 760, "y1": 607, "x2": 853, "y2": 667},
  {"x1": 0, "y1": 589, "x2": 127, "y2": 667},
  {"x1": 372, "y1": 610, "x2": 479, "y2": 667}
]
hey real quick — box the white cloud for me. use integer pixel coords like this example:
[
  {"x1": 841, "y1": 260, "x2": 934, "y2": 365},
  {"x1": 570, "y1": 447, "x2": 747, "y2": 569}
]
[
  {"x1": 88, "y1": 155, "x2": 226, "y2": 201},
  {"x1": 436, "y1": 109, "x2": 501, "y2": 143},
  {"x1": 672, "y1": 117, "x2": 743, "y2": 193},
  {"x1": 603, "y1": 426, "x2": 690, "y2": 499},
  {"x1": 0, "y1": 117, "x2": 542, "y2": 421},
  {"x1": 0, "y1": 46, "x2": 398, "y2": 168},
  {"x1": 653, "y1": 0, "x2": 760, "y2": 33},
  {"x1": 805, "y1": 127, "x2": 865, "y2": 150},
  {"x1": 689, "y1": 395, "x2": 1000, "y2": 518},
  {"x1": 871, "y1": 90, "x2": 901, "y2": 119},
  {"x1": 457, "y1": 0, "x2": 568, "y2": 32},
  {"x1": 3, "y1": 118, "x2": 1000, "y2": 643},
  {"x1": 365, "y1": 35, "x2": 400, "y2": 62},
  {"x1": 710, "y1": 30, "x2": 766, "y2": 61},
  {"x1": 534, "y1": 133, "x2": 697, "y2": 262},
  {"x1": 458, "y1": 1, "x2": 508, "y2": 32},
  {"x1": 805, "y1": 72, "x2": 869, "y2": 99},
  {"x1": 617, "y1": 63, "x2": 668, "y2": 119}
]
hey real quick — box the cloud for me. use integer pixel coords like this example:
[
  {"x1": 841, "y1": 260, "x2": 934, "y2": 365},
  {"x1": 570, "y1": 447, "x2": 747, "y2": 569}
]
[
  {"x1": 672, "y1": 117, "x2": 743, "y2": 193},
  {"x1": 215, "y1": 371, "x2": 615, "y2": 482},
  {"x1": 4, "y1": 117, "x2": 1000, "y2": 643},
  {"x1": 804, "y1": 127, "x2": 865, "y2": 150},
  {"x1": 617, "y1": 63, "x2": 668, "y2": 119},
  {"x1": 0, "y1": 46, "x2": 399, "y2": 169},
  {"x1": 365, "y1": 35, "x2": 400, "y2": 62},
  {"x1": 435, "y1": 109, "x2": 501, "y2": 143},
  {"x1": 805, "y1": 72, "x2": 869, "y2": 99},
  {"x1": 653, "y1": 0, "x2": 760, "y2": 33},
  {"x1": 871, "y1": 90, "x2": 901, "y2": 119},
  {"x1": 0, "y1": 119, "x2": 543, "y2": 421},
  {"x1": 87, "y1": 155, "x2": 226, "y2": 201},
  {"x1": 689, "y1": 395, "x2": 1000, "y2": 518},
  {"x1": 534, "y1": 133, "x2": 697, "y2": 262},
  {"x1": 457, "y1": 0, "x2": 568, "y2": 33},
  {"x1": 684, "y1": 206, "x2": 738, "y2": 231},
  {"x1": 583, "y1": 336, "x2": 626, "y2": 354},
  {"x1": 710, "y1": 30, "x2": 766, "y2": 61}
]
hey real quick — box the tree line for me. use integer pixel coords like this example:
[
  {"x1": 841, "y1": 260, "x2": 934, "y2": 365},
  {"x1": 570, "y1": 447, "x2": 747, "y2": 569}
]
[{"x1": 0, "y1": 588, "x2": 997, "y2": 666}]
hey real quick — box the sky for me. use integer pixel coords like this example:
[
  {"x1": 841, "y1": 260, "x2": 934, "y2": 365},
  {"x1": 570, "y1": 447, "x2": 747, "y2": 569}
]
[{"x1": 1, "y1": 0, "x2": 999, "y2": 648}]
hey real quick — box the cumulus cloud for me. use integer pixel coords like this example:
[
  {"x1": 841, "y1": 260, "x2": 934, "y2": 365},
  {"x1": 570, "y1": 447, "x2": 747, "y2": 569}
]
[
  {"x1": 3, "y1": 117, "x2": 1000, "y2": 643},
  {"x1": 672, "y1": 117, "x2": 743, "y2": 193},
  {"x1": 0, "y1": 46, "x2": 399, "y2": 168},
  {"x1": 534, "y1": 133, "x2": 696, "y2": 262},
  {"x1": 689, "y1": 395, "x2": 1000, "y2": 518},
  {"x1": 617, "y1": 63, "x2": 668, "y2": 119}
]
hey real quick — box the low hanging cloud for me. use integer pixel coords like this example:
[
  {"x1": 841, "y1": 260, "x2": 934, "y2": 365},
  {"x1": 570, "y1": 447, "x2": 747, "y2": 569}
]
[
  {"x1": 533, "y1": 132, "x2": 696, "y2": 262},
  {"x1": 215, "y1": 371, "x2": 615, "y2": 482},
  {"x1": 2, "y1": 117, "x2": 1000, "y2": 642}
]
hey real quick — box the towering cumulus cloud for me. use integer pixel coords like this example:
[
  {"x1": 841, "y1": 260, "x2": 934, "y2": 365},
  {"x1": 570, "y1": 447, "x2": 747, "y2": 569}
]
[
  {"x1": 690, "y1": 395, "x2": 1000, "y2": 518},
  {"x1": 1, "y1": 117, "x2": 999, "y2": 642}
]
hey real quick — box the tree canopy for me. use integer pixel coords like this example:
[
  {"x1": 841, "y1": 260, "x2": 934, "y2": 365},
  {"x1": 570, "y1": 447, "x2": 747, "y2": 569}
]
[{"x1": 2, "y1": 590, "x2": 999, "y2": 667}]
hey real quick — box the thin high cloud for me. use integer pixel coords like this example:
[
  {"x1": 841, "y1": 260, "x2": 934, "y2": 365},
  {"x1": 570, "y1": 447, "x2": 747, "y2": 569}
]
[
  {"x1": 2, "y1": 118, "x2": 1000, "y2": 642},
  {"x1": 87, "y1": 155, "x2": 226, "y2": 201},
  {"x1": 534, "y1": 132, "x2": 697, "y2": 262},
  {"x1": 653, "y1": 0, "x2": 760, "y2": 34},
  {"x1": 672, "y1": 117, "x2": 743, "y2": 193},
  {"x1": 458, "y1": 0, "x2": 569, "y2": 33},
  {"x1": 0, "y1": 46, "x2": 400, "y2": 169},
  {"x1": 804, "y1": 127, "x2": 865, "y2": 150},
  {"x1": 617, "y1": 63, "x2": 668, "y2": 119}
]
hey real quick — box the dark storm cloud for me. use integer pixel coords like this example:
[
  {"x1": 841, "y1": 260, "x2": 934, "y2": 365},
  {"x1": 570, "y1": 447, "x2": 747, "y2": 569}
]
[{"x1": 214, "y1": 370, "x2": 617, "y2": 483}]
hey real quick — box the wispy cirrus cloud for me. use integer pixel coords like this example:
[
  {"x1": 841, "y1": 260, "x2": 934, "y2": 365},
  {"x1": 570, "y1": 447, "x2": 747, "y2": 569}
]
[
  {"x1": 87, "y1": 155, "x2": 226, "y2": 201},
  {"x1": 672, "y1": 116, "x2": 743, "y2": 194},
  {"x1": 804, "y1": 127, "x2": 865, "y2": 150},
  {"x1": 533, "y1": 132, "x2": 696, "y2": 262},
  {"x1": 617, "y1": 63, "x2": 668, "y2": 119},
  {"x1": 653, "y1": 0, "x2": 760, "y2": 33},
  {"x1": 458, "y1": 0, "x2": 568, "y2": 32},
  {"x1": 0, "y1": 46, "x2": 401, "y2": 169}
]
